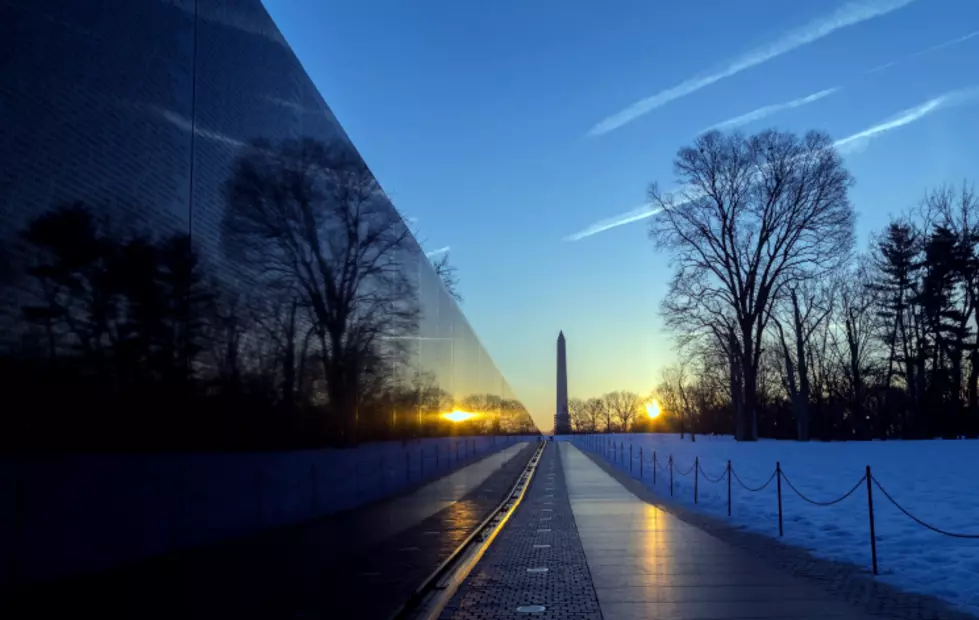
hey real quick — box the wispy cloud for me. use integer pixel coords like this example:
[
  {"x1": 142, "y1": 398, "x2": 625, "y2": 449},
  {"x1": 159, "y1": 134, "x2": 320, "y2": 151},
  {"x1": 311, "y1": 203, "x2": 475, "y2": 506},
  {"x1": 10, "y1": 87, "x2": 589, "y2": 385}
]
[
  {"x1": 865, "y1": 61, "x2": 898, "y2": 74},
  {"x1": 586, "y1": 0, "x2": 916, "y2": 137},
  {"x1": 834, "y1": 86, "x2": 979, "y2": 153},
  {"x1": 569, "y1": 87, "x2": 979, "y2": 242},
  {"x1": 912, "y1": 28, "x2": 979, "y2": 58},
  {"x1": 704, "y1": 87, "x2": 840, "y2": 133},
  {"x1": 425, "y1": 246, "x2": 451, "y2": 258},
  {"x1": 865, "y1": 28, "x2": 979, "y2": 74},
  {"x1": 564, "y1": 205, "x2": 662, "y2": 241}
]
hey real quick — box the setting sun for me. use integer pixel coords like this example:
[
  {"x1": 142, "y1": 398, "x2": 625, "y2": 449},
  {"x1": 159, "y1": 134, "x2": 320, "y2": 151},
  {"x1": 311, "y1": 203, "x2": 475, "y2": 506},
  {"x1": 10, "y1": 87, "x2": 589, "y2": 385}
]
[
  {"x1": 645, "y1": 399, "x2": 662, "y2": 419},
  {"x1": 442, "y1": 410, "x2": 477, "y2": 423}
]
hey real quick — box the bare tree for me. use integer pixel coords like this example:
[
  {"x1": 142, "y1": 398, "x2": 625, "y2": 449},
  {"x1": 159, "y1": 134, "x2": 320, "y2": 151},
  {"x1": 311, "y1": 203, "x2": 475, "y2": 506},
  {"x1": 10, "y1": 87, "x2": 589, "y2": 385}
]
[
  {"x1": 568, "y1": 397, "x2": 591, "y2": 432},
  {"x1": 223, "y1": 138, "x2": 420, "y2": 445},
  {"x1": 830, "y1": 257, "x2": 880, "y2": 438},
  {"x1": 659, "y1": 365, "x2": 695, "y2": 440},
  {"x1": 650, "y1": 129, "x2": 855, "y2": 440},
  {"x1": 583, "y1": 397, "x2": 603, "y2": 432},
  {"x1": 772, "y1": 281, "x2": 834, "y2": 441},
  {"x1": 604, "y1": 391, "x2": 640, "y2": 432},
  {"x1": 432, "y1": 253, "x2": 462, "y2": 303}
]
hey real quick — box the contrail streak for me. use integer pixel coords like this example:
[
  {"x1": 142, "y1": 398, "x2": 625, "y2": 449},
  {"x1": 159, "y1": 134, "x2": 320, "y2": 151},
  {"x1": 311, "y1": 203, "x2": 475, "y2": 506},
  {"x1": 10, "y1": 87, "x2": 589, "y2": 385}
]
[
  {"x1": 564, "y1": 205, "x2": 663, "y2": 241},
  {"x1": 586, "y1": 0, "x2": 916, "y2": 136},
  {"x1": 704, "y1": 87, "x2": 840, "y2": 132},
  {"x1": 834, "y1": 86, "x2": 979, "y2": 153},
  {"x1": 865, "y1": 28, "x2": 979, "y2": 74},
  {"x1": 912, "y1": 28, "x2": 979, "y2": 57},
  {"x1": 569, "y1": 87, "x2": 979, "y2": 241}
]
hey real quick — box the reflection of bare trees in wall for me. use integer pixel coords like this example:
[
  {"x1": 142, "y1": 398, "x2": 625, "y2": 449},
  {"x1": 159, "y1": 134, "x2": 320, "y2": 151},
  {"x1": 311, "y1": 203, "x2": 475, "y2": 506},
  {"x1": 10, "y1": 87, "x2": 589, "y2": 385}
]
[
  {"x1": 432, "y1": 253, "x2": 462, "y2": 303},
  {"x1": 223, "y1": 138, "x2": 420, "y2": 445},
  {"x1": 0, "y1": 202, "x2": 215, "y2": 449}
]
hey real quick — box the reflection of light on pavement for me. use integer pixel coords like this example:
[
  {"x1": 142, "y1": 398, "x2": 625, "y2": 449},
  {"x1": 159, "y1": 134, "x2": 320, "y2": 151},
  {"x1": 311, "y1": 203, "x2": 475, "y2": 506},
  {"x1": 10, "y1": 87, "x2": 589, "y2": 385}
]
[
  {"x1": 443, "y1": 410, "x2": 477, "y2": 423},
  {"x1": 645, "y1": 400, "x2": 662, "y2": 419}
]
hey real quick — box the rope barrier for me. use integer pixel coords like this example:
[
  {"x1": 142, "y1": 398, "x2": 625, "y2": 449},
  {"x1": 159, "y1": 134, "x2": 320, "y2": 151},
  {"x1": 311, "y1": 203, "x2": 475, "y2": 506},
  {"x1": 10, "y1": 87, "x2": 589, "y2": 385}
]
[
  {"x1": 699, "y1": 465, "x2": 727, "y2": 484},
  {"x1": 731, "y1": 467, "x2": 777, "y2": 492},
  {"x1": 673, "y1": 461, "x2": 696, "y2": 476},
  {"x1": 871, "y1": 476, "x2": 979, "y2": 539},
  {"x1": 780, "y1": 471, "x2": 866, "y2": 506}
]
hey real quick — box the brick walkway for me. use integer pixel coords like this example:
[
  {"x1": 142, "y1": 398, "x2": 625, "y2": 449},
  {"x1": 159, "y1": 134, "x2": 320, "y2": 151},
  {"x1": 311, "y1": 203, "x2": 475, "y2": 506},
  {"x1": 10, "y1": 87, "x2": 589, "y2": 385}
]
[
  {"x1": 1, "y1": 443, "x2": 537, "y2": 620},
  {"x1": 441, "y1": 442, "x2": 603, "y2": 619}
]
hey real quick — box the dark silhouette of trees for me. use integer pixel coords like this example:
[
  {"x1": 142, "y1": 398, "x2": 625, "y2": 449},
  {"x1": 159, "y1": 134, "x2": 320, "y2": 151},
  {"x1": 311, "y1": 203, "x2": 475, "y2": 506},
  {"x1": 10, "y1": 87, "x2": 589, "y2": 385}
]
[
  {"x1": 432, "y1": 252, "x2": 462, "y2": 303},
  {"x1": 223, "y1": 138, "x2": 420, "y2": 445},
  {"x1": 649, "y1": 129, "x2": 855, "y2": 441}
]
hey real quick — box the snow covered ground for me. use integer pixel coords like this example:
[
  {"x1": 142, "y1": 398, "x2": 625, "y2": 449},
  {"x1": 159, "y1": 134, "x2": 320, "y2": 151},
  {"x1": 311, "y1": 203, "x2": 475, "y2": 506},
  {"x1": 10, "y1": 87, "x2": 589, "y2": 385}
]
[{"x1": 575, "y1": 433, "x2": 979, "y2": 615}]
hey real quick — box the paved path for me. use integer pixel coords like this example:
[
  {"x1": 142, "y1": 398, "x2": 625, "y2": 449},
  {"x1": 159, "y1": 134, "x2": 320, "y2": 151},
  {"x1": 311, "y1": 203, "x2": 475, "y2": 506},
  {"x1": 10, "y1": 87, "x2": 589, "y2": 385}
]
[
  {"x1": 562, "y1": 442, "x2": 880, "y2": 619},
  {"x1": 445, "y1": 442, "x2": 891, "y2": 620},
  {"x1": 1, "y1": 442, "x2": 537, "y2": 620}
]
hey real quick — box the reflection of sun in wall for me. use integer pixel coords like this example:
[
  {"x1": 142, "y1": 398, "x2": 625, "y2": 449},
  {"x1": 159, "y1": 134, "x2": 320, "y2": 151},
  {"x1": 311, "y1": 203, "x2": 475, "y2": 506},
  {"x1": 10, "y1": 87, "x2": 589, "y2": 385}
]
[
  {"x1": 443, "y1": 410, "x2": 476, "y2": 423},
  {"x1": 645, "y1": 400, "x2": 662, "y2": 419}
]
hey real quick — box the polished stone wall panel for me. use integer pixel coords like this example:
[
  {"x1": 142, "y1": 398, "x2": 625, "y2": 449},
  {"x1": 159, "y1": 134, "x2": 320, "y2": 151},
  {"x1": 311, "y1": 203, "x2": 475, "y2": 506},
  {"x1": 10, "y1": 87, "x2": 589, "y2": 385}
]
[{"x1": 0, "y1": 0, "x2": 530, "y2": 431}]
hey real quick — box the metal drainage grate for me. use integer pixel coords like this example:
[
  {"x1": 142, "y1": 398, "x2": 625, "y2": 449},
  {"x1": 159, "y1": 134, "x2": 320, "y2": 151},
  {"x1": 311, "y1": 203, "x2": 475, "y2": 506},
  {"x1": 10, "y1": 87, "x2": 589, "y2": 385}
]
[
  {"x1": 516, "y1": 605, "x2": 546, "y2": 613},
  {"x1": 536, "y1": 528, "x2": 551, "y2": 532},
  {"x1": 526, "y1": 567, "x2": 549, "y2": 573},
  {"x1": 533, "y1": 544, "x2": 551, "y2": 548}
]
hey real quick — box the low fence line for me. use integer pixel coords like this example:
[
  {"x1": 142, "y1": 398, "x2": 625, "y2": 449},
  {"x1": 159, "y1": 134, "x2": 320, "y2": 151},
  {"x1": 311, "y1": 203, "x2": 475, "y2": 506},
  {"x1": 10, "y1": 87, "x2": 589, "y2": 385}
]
[{"x1": 574, "y1": 434, "x2": 979, "y2": 576}]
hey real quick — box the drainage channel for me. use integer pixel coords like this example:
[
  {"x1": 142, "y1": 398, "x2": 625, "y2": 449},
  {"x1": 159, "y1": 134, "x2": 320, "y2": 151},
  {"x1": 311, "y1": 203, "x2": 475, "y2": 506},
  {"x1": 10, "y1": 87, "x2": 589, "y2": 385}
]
[{"x1": 391, "y1": 441, "x2": 547, "y2": 620}]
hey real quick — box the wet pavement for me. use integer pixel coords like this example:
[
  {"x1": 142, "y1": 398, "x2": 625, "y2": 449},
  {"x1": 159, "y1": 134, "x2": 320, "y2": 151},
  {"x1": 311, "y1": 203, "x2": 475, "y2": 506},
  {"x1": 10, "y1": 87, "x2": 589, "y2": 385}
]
[
  {"x1": 1, "y1": 442, "x2": 537, "y2": 620},
  {"x1": 563, "y1": 443, "x2": 881, "y2": 619},
  {"x1": 443, "y1": 442, "x2": 888, "y2": 620}
]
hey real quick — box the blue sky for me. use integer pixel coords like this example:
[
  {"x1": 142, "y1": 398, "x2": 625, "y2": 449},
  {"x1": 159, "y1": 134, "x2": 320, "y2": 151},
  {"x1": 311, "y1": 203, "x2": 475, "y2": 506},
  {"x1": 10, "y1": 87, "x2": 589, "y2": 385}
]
[{"x1": 264, "y1": 0, "x2": 979, "y2": 431}]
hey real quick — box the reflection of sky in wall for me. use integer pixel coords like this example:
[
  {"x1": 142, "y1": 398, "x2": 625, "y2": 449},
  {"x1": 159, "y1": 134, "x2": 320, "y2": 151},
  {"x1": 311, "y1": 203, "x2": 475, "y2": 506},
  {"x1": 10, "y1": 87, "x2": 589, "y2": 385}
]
[{"x1": 267, "y1": 0, "x2": 979, "y2": 430}]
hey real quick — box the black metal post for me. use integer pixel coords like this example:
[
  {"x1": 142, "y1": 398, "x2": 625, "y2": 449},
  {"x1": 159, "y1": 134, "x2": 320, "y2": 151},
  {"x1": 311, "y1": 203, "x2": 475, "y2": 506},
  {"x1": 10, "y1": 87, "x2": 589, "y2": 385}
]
[
  {"x1": 727, "y1": 460, "x2": 732, "y2": 517},
  {"x1": 630, "y1": 444, "x2": 634, "y2": 475},
  {"x1": 639, "y1": 447, "x2": 644, "y2": 479},
  {"x1": 776, "y1": 461, "x2": 784, "y2": 537},
  {"x1": 694, "y1": 456, "x2": 699, "y2": 504},
  {"x1": 406, "y1": 451, "x2": 411, "y2": 483},
  {"x1": 669, "y1": 455, "x2": 674, "y2": 497},
  {"x1": 436, "y1": 445, "x2": 440, "y2": 469},
  {"x1": 653, "y1": 451, "x2": 657, "y2": 485},
  {"x1": 866, "y1": 465, "x2": 878, "y2": 575},
  {"x1": 420, "y1": 448, "x2": 424, "y2": 477}
]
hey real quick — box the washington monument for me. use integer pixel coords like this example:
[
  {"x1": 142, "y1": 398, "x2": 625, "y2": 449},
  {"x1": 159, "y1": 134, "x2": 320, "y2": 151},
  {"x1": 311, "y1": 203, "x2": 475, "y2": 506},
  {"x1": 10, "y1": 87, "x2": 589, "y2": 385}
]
[{"x1": 555, "y1": 331, "x2": 571, "y2": 434}]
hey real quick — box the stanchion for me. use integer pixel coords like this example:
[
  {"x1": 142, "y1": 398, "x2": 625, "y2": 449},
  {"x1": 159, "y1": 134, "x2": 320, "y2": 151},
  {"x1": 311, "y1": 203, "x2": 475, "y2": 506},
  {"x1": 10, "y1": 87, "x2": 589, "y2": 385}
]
[
  {"x1": 726, "y1": 460, "x2": 732, "y2": 516},
  {"x1": 694, "y1": 456, "x2": 699, "y2": 504},
  {"x1": 630, "y1": 444, "x2": 633, "y2": 475},
  {"x1": 436, "y1": 445, "x2": 440, "y2": 470},
  {"x1": 866, "y1": 465, "x2": 878, "y2": 575},
  {"x1": 776, "y1": 461, "x2": 784, "y2": 537},
  {"x1": 653, "y1": 451, "x2": 657, "y2": 484},
  {"x1": 420, "y1": 448, "x2": 424, "y2": 477},
  {"x1": 406, "y1": 451, "x2": 411, "y2": 483},
  {"x1": 669, "y1": 455, "x2": 674, "y2": 496},
  {"x1": 639, "y1": 447, "x2": 644, "y2": 478}
]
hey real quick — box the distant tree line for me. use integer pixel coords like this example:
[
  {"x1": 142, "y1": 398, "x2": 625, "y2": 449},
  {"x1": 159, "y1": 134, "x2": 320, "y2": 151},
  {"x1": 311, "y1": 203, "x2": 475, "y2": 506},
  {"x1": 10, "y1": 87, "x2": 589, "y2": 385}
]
[
  {"x1": 0, "y1": 137, "x2": 535, "y2": 451},
  {"x1": 648, "y1": 128, "x2": 979, "y2": 441}
]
